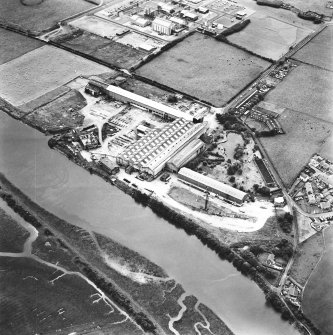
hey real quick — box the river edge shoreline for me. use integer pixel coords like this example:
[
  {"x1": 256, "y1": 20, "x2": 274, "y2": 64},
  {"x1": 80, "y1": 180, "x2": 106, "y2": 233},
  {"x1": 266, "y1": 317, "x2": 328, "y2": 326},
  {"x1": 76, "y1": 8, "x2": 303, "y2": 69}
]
[
  {"x1": 48, "y1": 138, "x2": 321, "y2": 335},
  {"x1": 0, "y1": 172, "x2": 235, "y2": 335}
]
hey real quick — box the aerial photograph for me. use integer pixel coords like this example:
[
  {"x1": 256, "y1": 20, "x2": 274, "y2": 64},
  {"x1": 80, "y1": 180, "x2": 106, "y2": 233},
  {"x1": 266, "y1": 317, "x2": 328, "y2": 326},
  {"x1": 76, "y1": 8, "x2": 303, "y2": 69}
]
[{"x1": 0, "y1": 0, "x2": 332, "y2": 335}]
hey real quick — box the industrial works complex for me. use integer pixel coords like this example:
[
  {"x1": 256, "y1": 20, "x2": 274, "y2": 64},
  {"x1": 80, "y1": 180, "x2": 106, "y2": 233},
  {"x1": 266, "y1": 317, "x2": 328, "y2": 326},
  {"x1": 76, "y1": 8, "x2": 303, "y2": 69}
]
[{"x1": 87, "y1": 79, "x2": 249, "y2": 205}]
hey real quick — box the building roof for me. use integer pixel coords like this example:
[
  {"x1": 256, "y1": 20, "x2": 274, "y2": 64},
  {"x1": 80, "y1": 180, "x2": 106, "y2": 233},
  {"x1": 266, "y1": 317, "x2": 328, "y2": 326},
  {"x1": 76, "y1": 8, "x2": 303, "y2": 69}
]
[
  {"x1": 168, "y1": 139, "x2": 204, "y2": 168},
  {"x1": 100, "y1": 157, "x2": 119, "y2": 170},
  {"x1": 152, "y1": 17, "x2": 175, "y2": 28},
  {"x1": 178, "y1": 167, "x2": 248, "y2": 201},
  {"x1": 106, "y1": 85, "x2": 192, "y2": 121},
  {"x1": 118, "y1": 119, "x2": 207, "y2": 175},
  {"x1": 170, "y1": 17, "x2": 187, "y2": 25}
]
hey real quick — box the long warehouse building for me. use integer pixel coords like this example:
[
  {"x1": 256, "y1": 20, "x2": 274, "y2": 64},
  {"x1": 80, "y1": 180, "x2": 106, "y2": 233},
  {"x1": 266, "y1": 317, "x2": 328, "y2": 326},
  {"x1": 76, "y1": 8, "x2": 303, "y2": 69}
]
[
  {"x1": 105, "y1": 85, "x2": 194, "y2": 121},
  {"x1": 117, "y1": 118, "x2": 207, "y2": 178},
  {"x1": 178, "y1": 167, "x2": 248, "y2": 205}
]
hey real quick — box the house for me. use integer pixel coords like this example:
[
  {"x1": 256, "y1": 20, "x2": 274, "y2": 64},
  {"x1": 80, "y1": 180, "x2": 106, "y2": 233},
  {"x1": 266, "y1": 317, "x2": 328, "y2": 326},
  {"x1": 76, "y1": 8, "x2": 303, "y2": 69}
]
[{"x1": 99, "y1": 157, "x2": 120, "y2": 175}]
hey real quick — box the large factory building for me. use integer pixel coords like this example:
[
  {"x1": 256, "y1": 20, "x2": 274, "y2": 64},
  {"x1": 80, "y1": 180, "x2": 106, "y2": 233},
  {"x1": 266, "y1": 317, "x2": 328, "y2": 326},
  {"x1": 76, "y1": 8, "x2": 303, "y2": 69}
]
[
  {"x1": 116, "y1": 118, "x2": 207, "y2": 178},
  {"x1": 105, "y1": 85, "x2": 194, "y2": 121},
  {"x1": 178, "y1": 167, "x2": 248, "y2": 205}
]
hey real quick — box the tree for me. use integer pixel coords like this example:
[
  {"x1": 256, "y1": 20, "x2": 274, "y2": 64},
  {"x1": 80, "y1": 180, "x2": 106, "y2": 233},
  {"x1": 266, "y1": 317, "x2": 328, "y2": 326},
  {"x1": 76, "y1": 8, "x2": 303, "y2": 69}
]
[
  {"x1": 167, "y1": 95, "x2": 178, "y2": 103},
  {"x1": 229, "y1": 176, "x2": 235, "y2": 183}
]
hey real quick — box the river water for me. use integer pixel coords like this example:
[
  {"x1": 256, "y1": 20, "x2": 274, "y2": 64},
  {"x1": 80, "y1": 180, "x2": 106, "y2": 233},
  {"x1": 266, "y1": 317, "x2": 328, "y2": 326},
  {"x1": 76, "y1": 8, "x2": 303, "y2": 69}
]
[{"x1": 0, "y1": 112, "x2": 299, "y2": 335}]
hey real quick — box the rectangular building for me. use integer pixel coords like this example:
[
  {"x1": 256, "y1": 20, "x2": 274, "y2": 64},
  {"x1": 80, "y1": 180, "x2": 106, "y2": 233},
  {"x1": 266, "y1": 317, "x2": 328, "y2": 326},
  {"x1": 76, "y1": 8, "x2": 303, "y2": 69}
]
[
  {"x1": 117, "y1": 119, "x2": 207, "y2": 177},
  {"x1": 105, "y1": 85, "x2": 194, "y2": 121},
  {"x1": 152, "y1": 18, "x2": 175, "y2": 35},
  {"x1": 178, "y1": 167, "x2": 248, "y2": 205}
]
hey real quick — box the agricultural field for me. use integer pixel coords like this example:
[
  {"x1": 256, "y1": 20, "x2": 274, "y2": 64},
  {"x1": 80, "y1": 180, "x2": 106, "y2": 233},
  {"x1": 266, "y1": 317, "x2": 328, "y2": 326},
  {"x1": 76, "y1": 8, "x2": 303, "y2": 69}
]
[
  {"x1": 319, "y1": 133, "x2": 333, "y2": 161},
  {"x1": 260, "y1": 109, "x2": 333, "y2": 188},
  {"x1": 0, "y1": 0, "x2": 95, "y2": 34},
  {"x1": 292, "y1": 25, "x2": 333, "y2": 71},
  {"x1": 0, "y1": 28, "x2": 44, "y2": 65},
  {"x1": 289, "y1": 232, "x2": 324, "y2": 285},
  {"x1": 24, "y1": 89, "x2": 86, "y2": 133},
  {"x1": 303, "y1": 226, "x2": 333, "y2": 335},
  {"x1": 0, "y1": 208, "x2": 29, "y2": 253},
  {"x1": 59, "y1": 30, "x2": 147, "y2": 69},
  {"x1": 0, "y1": 257, "x2": 138, "y2": 335},
  {"x1": 287, "y1": 0, "x2": 333, "y2": 16},
  {"x1": 228, "y1": 13, "x2": 311, "y2": 60},
  {"x1": 136, "y1": 33, "x2": 271, "y2": 106},
  {"x1": 264, "y1": 63, "x2": 333, "y2": 123},
  {"x1": 0, "y1": 45, "x2": 109, "y2": 106}
]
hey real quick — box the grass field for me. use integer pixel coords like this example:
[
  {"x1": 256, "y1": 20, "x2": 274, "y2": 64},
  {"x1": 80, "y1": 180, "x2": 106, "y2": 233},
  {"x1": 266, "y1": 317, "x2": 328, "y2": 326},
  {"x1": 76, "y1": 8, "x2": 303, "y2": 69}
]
[
  {"x1": 228, "y1": 14, "x2": 311, "y2": 60},
  {"x1": 287, "y1": 0, "x2": 333, "y2": 16},
  {"x1": 136, "y1": 33, "x2": 271, "y2": 107},
  {"x1": 264, "y1": 63, "x2": 333, "y2": 123},
  {"x1": 60, "y1": 31, "x2": 147, "y2": 70},
  {"x1": 24, "y1": 89, "x2": 86, "y2": 133},
  {"x1": 289, "y1": 232, "x2": 324, "y2": 285},
  {"x1": 0, "y1": 45, "x2": 108, "y2": 106},
  {"x1": 0, "y1": 28, "x2": 44, "y2": 65},
  {"x1": 0, "y1": 257, "x2": 130, "y2": 335},
  {"x1": 319, "y1": 133, "x2": 333, "y2": 161},
  {"x1": 0, "y1": 0, "x2": 95, "y2": 34},
  {"x1": 260, "y1": 109, "x2": 332, "y2": 188},
  {"x1": 303, "y1": 226, "x2": 333, "y2": 335},
  {"x1": 292, "y1": 26, "x2": 333, "y2": 72},
  {"x1": 0, "y1": 208, "x2": 29, "y2": 253}
]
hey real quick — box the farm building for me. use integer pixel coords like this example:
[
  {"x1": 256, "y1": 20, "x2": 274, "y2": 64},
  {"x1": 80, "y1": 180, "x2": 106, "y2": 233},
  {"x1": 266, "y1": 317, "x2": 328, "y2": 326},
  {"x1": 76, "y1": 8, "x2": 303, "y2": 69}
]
[
  {"x1": 178, "y1": 167, "x2": 248, "y2": 205},
  {"x1": 152, "y1": 18, "x2": 175, "y2": 35},
  {"x1": 105, "y1": 85, "x2": 194, "y2": 121},
  {"x1": 116, "y1": 118, "x2": 208, "y2": 178},
  {"x1": 99, "y1": 157, "x2": 120, "y2": 175}
]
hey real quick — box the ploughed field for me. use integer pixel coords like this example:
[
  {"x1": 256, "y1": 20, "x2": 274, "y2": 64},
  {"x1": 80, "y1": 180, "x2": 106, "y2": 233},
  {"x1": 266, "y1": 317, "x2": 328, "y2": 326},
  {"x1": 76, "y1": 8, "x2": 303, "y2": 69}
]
[
  {"x1": 0, "y1": 28, "x2": 45, "y2": 65},
  {"x1": 260, "y1": 109, "x2": 333, "y2": 188},
  {"x1": 303, "y1": 226, "x2": 333, "y2": 335},
  {"x1": 136, "y1": 33, "x2": 271, "y2": 107},
  {"x1": 292, "y1": 25, "x2": 333, "y2": 72},
  {"x1": 0, "y1": 0, "x2": 95, "y2": 34},
  {"x1": 0, "y1": 45, "x2": 108, "y2": 106}
]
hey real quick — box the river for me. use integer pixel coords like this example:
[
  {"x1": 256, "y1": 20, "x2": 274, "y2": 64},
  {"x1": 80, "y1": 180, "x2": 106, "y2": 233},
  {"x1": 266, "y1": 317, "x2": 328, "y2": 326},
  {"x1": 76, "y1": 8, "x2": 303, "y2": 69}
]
[{"x1": 0, "y1": 112, "x2": 299, "y2": 335}]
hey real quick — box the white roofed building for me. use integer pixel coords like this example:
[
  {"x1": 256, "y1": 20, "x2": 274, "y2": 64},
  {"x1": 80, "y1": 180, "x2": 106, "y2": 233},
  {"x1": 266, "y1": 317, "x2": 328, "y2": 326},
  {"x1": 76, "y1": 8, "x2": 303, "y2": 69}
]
[
  {"x1": 105, "y1": 85, "x2": 194, "y2": 121},
  {"x1": 152, "y1": 18, "x2": 175, "y2": 35},
  {"x1": 117, "y1": 119, "x2": 208, "y2": 178},
  {"x1": 178, "y1": 167, "x2": 248, "y2": 205}
]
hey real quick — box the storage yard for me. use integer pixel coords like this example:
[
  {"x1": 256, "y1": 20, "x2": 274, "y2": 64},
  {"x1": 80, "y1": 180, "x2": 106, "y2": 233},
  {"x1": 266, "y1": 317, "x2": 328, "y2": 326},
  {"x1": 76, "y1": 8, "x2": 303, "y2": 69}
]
[
  {"x1": 136, "y1": 33, "x2": 271, "y2": 106},
  {"x1": 0, "y1": 0, "x2": 95, "y2": 34},
  {"x1": 0, "y1": 46, "x2": 108, "y2": 106}
]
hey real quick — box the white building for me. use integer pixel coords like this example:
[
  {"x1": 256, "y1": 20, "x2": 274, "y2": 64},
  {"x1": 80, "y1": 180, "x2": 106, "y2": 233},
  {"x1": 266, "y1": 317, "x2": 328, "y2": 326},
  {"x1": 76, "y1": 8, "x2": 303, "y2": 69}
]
[
  {"x1": 152, "y1": 18, "x2": 175, "y2": 35},
  {"x1": 117, "y1": 119, "x2": 208, "y2": 177}
]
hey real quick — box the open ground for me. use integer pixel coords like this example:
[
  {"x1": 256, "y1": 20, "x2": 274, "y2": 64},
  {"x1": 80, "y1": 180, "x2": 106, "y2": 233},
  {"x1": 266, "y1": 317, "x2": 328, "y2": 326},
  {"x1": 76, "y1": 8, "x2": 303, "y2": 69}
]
[
  {"x1": 0, "y1": 257, "x2": 135, "y2": 335},
  {"x1": 228, "y1": 13, "x2": 312, "y2": 60},
  {"x1": 0, "y1": 45, "x2": 109, "y2": 106},
  {"x1": 136, "y1": 33, "x2": 271, "y2": 107},
  {"x1": 303, "y1": 226, "x2": 333, "y2": 335},
  {"x1": 59, "y1": 30, "x2": 148, "y2": 70},
  {"x1": 264, "y1": 63, "x2": 333, "y2": 123},
  {"x1": 0, "y1": 28, "x2": 45, "y2": 65},
  {"x1": 0, "y1": 0, "x2": 95, "y2": 34},
  {"x1": 0, "y1": 207, "x2": 29, "y2": 253},
  {"x1": 292, "y1": 25, "x2": 333, "y2": 72},
  {"x1": 286, "y1": 0, "x2": 333, "y2": 16},
  {"x1": 260, "y1": 108, "x2": 332, "y2": 188},
  {"x1": 289, "y1": 232, "x2": 324, "y2": 286}
]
